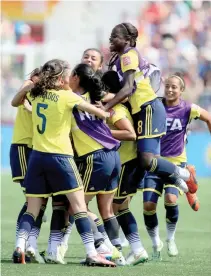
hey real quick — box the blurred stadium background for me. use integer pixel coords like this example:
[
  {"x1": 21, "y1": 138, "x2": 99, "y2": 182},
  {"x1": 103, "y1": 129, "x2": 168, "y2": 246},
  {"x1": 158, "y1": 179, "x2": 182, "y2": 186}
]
[
  {"x1": 1, "y1": 0, "x2": 211, "y2": 177},
  {"x1": 1, "y1": 2, "x2": 211, "y2": 275}
]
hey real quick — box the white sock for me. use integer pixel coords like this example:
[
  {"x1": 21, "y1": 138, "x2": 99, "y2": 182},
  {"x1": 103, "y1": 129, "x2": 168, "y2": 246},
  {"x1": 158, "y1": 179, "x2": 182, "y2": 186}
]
[
  {"x1": 62, "y1": 223, "x2": 73, "y2": 246},
  {"x1": 80, "y1": 233, "x2": 97, "y2": 257},
  {"x1": 50, "y1": 231, "x2": 63, "y2": 254},
  {"x1": 47, "y1": 233, "x2": 51, "y2": 254},
  {"x1": 119, "y1": 228, "x2": 127, "y2": 242},
  {"x1": 126, "y1": 233, "x2": 144, "y2": 254},
  {"x1": 16, "y1": 237, "x2": 26, "y2": 252},
  {"x1": 28, "y1": 227, "x2": 40, "y2": 249},
  {"x1": 176, "y1": 167, "x2": 190, "y2": 181},
  {"x1": 146, "y1": 225, "x2": 161, "y2": 247},
  {"x1": 166, "y1": 222, "x2": 177, "y2": 241},
  {"x1": 103, "y1": 235, "x2": 115, "y2": 251},
  {"x1": 96, "y1": 242, "x2": 111, "y2": 253}
]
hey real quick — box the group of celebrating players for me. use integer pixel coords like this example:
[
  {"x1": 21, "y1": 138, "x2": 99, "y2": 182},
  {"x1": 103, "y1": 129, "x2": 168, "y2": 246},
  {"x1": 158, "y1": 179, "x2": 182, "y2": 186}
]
[{"x1": 10, "y1": 23, "x2": 211, "y2": 267}]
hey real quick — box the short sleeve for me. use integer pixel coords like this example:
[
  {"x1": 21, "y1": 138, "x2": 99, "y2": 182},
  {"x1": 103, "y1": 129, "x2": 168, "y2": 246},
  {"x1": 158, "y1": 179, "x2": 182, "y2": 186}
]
[
  {"x1": 110, "y1": 105, "x2": 127, "y2": 125},
  {"x1": 67, "y1": 91, "x2": 84, "y2": 109},
  {"x1": 120, "y1": 49, "x2": 139, "y2": 73},
  {"x1": 190, "y1": 104, "x2": 201, "y2": 119}
]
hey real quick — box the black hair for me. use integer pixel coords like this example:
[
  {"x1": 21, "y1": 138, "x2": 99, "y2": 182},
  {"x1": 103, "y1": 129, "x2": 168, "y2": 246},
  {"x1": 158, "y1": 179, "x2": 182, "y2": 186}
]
[
  {"x1": 171, "y1": 72, "x2": 186, "y2": 90},
  {"x1": 108, "y1": 22, "x2": 138, "y2": 69},
  {"x1": 73, "y1": 63, "x2": 104, "y2": 103},
  {"x1": 82, "y1": 48, "x2": 104, "y2": 65},
  {"x1": 101, "y1": 71, "x2": 122, "y2": 93},
  {"x1": 120, "y1": 23, "x2": 138, "y2": 47},
  {"x1": 31, "y1": 59, "x2": 70, "y2": 98},
  {"x1": 101, "y1": 70, "x2": 132, "y2": 112}
]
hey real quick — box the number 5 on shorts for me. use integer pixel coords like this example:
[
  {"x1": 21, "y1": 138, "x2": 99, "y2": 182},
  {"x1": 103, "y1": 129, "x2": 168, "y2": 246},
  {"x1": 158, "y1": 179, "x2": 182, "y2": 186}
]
[
  {"x1": 36, "y1": 103, "x2": 48, "y2": 134},
  {"x1": 137, "y1": 120, "x2": 143, "y2": 135}
]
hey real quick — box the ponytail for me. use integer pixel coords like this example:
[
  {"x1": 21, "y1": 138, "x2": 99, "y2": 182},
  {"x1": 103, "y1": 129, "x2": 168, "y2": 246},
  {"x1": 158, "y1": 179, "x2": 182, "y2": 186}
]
[
  {"x1": 86, "y1": 71, "x2": 104, "y2": 103},
  {"x1": 73, "y1": 63, "x2": 104, "y2": 103},
  {"x1": 31, "y1": 59, "x2": 69, "y2": 98}
]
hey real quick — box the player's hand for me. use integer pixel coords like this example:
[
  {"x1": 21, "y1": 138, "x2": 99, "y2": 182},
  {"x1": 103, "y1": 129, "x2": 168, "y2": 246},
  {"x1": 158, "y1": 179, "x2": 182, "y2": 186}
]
[
  {"x1": 104, "y1": 109, "x2": 115, "y2": 120},
  {"x1": 30, "y1": 75, "x2": 39, "y2": 84},
  {"x1": 101, "y1": 92, "x2": 115, "y2": 103},
  {"x1": 104, "y1": 112, "x2": 111, "y2": 119},
  {"x1": 95, "y1": 101, "x2": 106, "y2": 110},
  {"x1": 20, "y1": 80, "x2": 35, "y2": 92},
  {"x1": 24, "y1": 79, "x2": 34, "y2": 86}
]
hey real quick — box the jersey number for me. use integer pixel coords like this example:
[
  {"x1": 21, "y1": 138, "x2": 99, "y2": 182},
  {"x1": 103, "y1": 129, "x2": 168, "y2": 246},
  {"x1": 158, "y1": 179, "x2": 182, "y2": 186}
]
[
  {"x1": 137, "y1": 120, "x2": 143, "y2": 135},
  {"x1": 36, "y1": 103, "x2": 48, "y2": 134}
]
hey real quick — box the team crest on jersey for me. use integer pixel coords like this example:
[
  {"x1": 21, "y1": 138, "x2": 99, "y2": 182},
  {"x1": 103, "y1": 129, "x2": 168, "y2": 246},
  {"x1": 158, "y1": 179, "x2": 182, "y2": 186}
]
[{"x1": 122, "y1": 56, "x2": 131, "y2": 66}]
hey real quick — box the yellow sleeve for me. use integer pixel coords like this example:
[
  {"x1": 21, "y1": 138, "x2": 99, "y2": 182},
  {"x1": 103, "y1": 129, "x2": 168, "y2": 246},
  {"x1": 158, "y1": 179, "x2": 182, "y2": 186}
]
[
  {"x1": 66, "y1": 91, "x2": 84, "y2": 109},
  {"x1": 190, "y1": 104, "x2": 201, "y2": 119},
  {"x1": 120, "y1": 49, "x2": 139, "y2": 73},
  {"x1": 110, "y1": 105, "x2": 127, "y2": 125}
]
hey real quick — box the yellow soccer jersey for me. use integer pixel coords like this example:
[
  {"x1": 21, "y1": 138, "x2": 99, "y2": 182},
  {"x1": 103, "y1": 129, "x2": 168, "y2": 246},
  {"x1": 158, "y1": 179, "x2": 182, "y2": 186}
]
[
  {"x1": 108, "y1": 104, "x2": 137, "y2": 164},
  {"x1": 71, "y1": 92, "x2": 103, "y2": 157},
  {"x1": 163, "y1": 104, "x2": 201, "y2": 165},
  {"x1": 31, "y1": 89, "x2": 84, "y2": 155},
  {"x1": 12, "y1": 92, "x2": 33, "y2": 147},
  {"x1": 120, "y1": 49, "x2": 156, "y2": 114}
]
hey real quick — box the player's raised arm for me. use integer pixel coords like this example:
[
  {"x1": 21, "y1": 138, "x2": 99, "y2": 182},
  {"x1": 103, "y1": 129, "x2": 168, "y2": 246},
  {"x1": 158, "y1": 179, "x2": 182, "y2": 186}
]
[
  {"x1": 11, "y1": 67, "x2": 41, "y2": 107},
  {"x1": 101, "y1": 70, "x2": 131, "y2": 110},
  {"x1": 77, "y1": 101, "x2": 110, "y2": 120},
  {"x1": 11, "y1": 80, "x2": 34, "y2": 107},
  {"x1": 104, "y1": 70, "x2": 135, "y2": 111}
]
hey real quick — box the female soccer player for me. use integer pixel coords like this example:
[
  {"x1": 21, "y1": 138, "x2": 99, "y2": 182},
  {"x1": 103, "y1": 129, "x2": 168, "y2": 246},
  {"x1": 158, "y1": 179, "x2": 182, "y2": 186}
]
[
  {"x1": 102, "y1": 70, "x2": 149, "y2": 265},
  {"x1": 52, "y1": 49, "x2": 116, "y2": 263},
  {"x1": 13, "y1": 59, "x2": 116, "y2": 267},
  {"x1": 58, "y1": 49, "x2": 109, "y2": 259},
  {"x1": 44, "y1": 49, "x2": 105, "y2": 262},
  {"x1": 11, "y1": 68, "x2": 46, "y2": 264},
  {"x1": 102, "y1": 22, "x2": 196, "y2": 194},
  {"x1": 69, "y1": 63, "x2": 126, "y2": 265},
  {"x1": 143, "y1": 72, "x2": 211, "y2": 259}
]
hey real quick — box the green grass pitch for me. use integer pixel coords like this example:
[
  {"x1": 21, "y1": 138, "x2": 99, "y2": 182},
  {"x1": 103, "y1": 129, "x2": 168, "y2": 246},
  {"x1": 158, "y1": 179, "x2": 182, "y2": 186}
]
[{"x1": 1, "y1": 174, "x2": 211, "y2": 276}]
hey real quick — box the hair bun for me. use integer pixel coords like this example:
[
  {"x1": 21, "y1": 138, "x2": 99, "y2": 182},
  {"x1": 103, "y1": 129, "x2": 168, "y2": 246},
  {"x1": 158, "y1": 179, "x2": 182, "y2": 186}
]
[{"x1": 42, "y1": 59, "x2": 64, "y2": 77}]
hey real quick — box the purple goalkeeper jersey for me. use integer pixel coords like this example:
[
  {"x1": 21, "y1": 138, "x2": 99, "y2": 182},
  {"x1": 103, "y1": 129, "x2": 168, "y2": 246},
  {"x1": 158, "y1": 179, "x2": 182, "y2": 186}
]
[{"x1": 161, "y1": 99, "x2": 191, "y2": 157}]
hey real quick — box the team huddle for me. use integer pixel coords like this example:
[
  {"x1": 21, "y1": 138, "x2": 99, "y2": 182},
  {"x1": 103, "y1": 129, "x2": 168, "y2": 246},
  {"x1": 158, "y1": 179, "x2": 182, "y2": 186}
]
[{"x1": 10, "y1": 23, "x2": 211, "y2": 267}]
